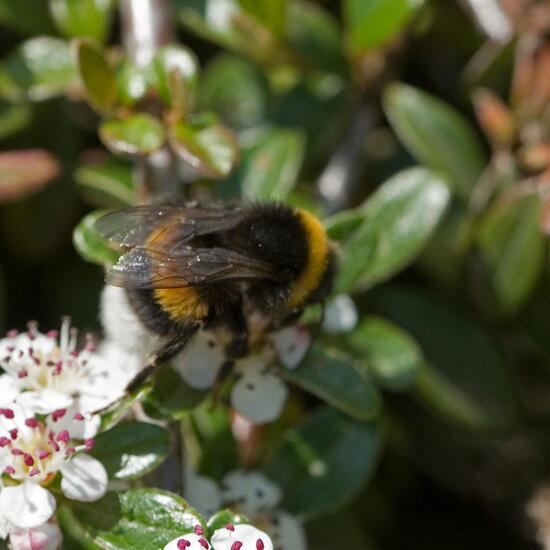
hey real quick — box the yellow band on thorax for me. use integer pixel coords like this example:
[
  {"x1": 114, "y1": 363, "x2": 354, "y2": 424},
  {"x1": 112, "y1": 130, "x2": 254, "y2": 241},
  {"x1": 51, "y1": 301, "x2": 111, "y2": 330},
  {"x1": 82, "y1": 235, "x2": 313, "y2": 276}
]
[{"x1": 286, "y1": 208, "x2": 328, "y2": 309}]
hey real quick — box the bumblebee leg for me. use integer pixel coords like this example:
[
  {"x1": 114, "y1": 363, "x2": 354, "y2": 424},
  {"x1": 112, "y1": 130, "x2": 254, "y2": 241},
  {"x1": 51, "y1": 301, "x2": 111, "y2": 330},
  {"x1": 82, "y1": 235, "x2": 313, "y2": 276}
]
[
  {"x1": 125, "y1": 323, "x2": 200, "y2": 395},
  {"x1": 223, "y1": 307, "x2": 249, "y2": 359}
]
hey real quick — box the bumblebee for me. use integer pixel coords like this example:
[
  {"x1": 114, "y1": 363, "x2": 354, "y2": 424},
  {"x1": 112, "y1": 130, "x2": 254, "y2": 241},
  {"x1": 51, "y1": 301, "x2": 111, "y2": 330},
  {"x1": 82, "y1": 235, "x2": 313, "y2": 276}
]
[{"x1": 96, "y1": 202, "x2": 335, "y2": 391}]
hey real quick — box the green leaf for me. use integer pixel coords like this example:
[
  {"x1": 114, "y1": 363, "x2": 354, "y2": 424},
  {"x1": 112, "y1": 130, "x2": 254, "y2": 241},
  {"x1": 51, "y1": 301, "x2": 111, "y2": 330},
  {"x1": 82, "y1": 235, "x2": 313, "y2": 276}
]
[
  {"x1": 144, "y1": 363, "x2": 208, "y2": 420},
  {"x1": 115, "y1": 60, "x2": 152, "y2": 107},
  {"x1": 323, "y1": 209, "x2": 364, "y2": 241},
  {"x1": 0, "y1": 102, "x2": 31, "y2": 140},
  {"x1": 168, "y1": 118, "x2": 239, "y2": 179},
  {"x1": 75, "y1": 155, "x2": 135, "y2": 207},
  {"x1": 90, "y1": 422, "x2": 170, "y2": 480},
  {"x1": 266, "y1": 406, "x2": 382, "y2": 517},
  {"x1": 73, "y1": 209, "x2": 120, "y2": 266},
  {"x1": 0, "y1": 0, "x2": 56, "y2": 35},
  {"x1": 75, "y1": 39, "x2": 117, "y2": 112},
  {"x1": 50, "y1": 0, "x2": 116, "y2": 42},
  {"x1": 343, "y1": 0, "x2": 424, "y2": 56},
  {"x1": 348, "y1": 316, "x2": 422, "y2": 391},
  {"x1": 336, "y1": 167, "x2": 450, "y2": 292},
  {"x1": 100, "y1": 113, "x2": 165, "y2": 156},
  {"x1": 477, "y1": 195, "x2": 545, "y2": 316},
  {"x1": 153, "y1": 45, "x2": 199, "y2": 113},
  {"x1": 199, "y1": 54, "x2": 268, "y2": 130},
  {"x1": 369, "y1": 287, "x2": 519, "y2": 432},
  {"x1": 68, "y1": 489, "x2": 205, "y2": 550},
  {"x1": 383, "y1": 83, "x2": 486, "y2": 200},
  {"x1": 0, "y1": 149, "x2": 60, "y2": 201},
  {"x1": 240, "y1": 127, "x2": 304, "y2": 200},
  {"x1": 286, "y1": 1, "x2": 345, "y2": 73},
  {"x1": 0, "y1": 37, "x2": 77, "y2": 101},
  {"x1": 237, "y1": 0, "x2": 286, "y2": 37},
  {"x1": 280, "y1": 344, "x2": 381, "y2": 421}
]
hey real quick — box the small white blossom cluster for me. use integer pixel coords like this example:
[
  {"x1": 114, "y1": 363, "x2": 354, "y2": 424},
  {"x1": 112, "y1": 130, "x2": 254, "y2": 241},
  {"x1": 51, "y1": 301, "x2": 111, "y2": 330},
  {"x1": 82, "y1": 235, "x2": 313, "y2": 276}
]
[
  {"x1": 0, "y1": 319, "x2": 139, "y2": 548},
  {"x1": 163, "y1": 522, "x2": 274, "y2": 550},
  {"x1": 184, "y1": 469, "x2": 306, "y2": 550}
]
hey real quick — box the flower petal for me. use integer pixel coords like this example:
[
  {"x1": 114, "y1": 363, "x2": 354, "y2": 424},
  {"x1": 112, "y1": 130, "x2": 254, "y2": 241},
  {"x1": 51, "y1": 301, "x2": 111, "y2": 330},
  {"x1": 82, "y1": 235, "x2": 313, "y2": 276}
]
[
  {"x1": 322, "y1": 294, "x2": 358, "y2": 334},
  {"x1": 172, "y1": 331, "x2": 225, "y2": 390},
  {"x1": 9, "y1": 522, "x2": 63, "y2": 550},
  {"x1": 60, "y1": 454, "x2": 108, "y2": 502},
  {"x1": 0, "y1": 375, "x2": 23, "y2": 406},
  {"x1": 270, "y1": 327, "x2": 310, "y2": 370},
  {"x1": 267, "y1": 512, "x2": 306, "y2": 550},
  {"x1": 163, "y1": 533, "x2": 211, "y2": 550},
  {"x1": 16, "y1": 390, "x2": 73, "y2": 415},
  {"x1": 211, "y1": 524, "x2": 273, "y2": 550},
  {"x1": 231, "y1": 367, "x2": 288, "y2": 425},
  {"x1": 220, "y1": 470, "x2": 281, "y2": 516},
  {"x1": 47, "y1": 403, "x2": 100, "y2": 439},
  {"x1": 185, "y1": 469, "x2": 222, "y2": 517},
  {"x1": 0, "y1": 481, "x2": 56, "y2": 529}
]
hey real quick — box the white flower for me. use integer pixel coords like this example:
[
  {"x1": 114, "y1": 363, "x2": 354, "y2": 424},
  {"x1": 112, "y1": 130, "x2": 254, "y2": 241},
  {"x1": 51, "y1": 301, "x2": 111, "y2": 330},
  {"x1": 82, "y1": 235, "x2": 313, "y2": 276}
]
[
  {"x1": 321, "y1": 294, "x2": 358, "y2": 334},
  {"x1": 0, "y1": 319, "x2": 138, "y2": 437},
  {"x1": 210, "y1": 523, "x2": 273, "y2": 550},
  {"x1": 185, "y1": 469, "x2": 307, "y2": 550},
  {"x1": 9, "y1": 522, "x2": 62, "y2": 550},
  {"x1": 0, "y1": 405, "x2": 107, "y2": 529},
  {"x1": 163, "y1": 532, "x2": 211, "y2": 550},
  {"x1": 173, "y1": 326, "x2": 311, "y2": 425}
]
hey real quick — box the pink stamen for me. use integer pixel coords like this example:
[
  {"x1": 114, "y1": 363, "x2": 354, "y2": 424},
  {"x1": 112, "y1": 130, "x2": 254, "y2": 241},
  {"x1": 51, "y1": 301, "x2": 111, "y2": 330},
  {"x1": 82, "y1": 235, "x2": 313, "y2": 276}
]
[
  {"x1": 199, "y1": 539, "x2": 209, "y2": 549},
  {"x1": 52, "y1": 409, "x2": 67, "y2": 422},
  {"x1": 225, "y1": 524, "x2": 235, "y2": 532},
  {"x1": 6, "y1": 346, "x2": 14, "y2": 352},
  {"x1": 177, "y1": 540, "x2": 191, "y2": 549},
  {"x1": 0, "y1": 408, "x2": 14, "y2": 419},
  {"x1": 73, "y1": 413, "x2": 85, "y2": 421},
  {"x1": 48, "y1": 440, "x2": 60, "y2": 452},
  {"x1": 46, "y1": 330, "x2": 59, "y2": 339},
  {"x1": 11, "y1": 448, "x2": 23, "y2": 456},
  {"x1": 56, "y1": 430, "x2": 70, "y2": 443},
  {"x1": 38, "y1": 450, "x2": 50, "y2": 460},
  {"x1": 9, "y1": 429, "x2": 17, "y2": 440},
  {"x1": 194, "y1": 525, "x2": 204, "y2": 535},
  {"x1": 17, "y1": 369, "x2": 28, "y2": 378},
  {"x1": 25, "y1": 418, "x2": 38, "y2": 428},
  {"x1": 29, "y1": 468, "x2": 40, "y2": 477},
  {"x1": 0, "y1": 437, "x2": 10, "y2": 447},
  {"x1": 256, "y1": 540, "x2": 265, "y2": 550},
  {"x1": 65, "y1": 447, "x2": 76, "y2": 455},
  {"x1": 6, "y1": 329, "x2": 18, "y2": 338},
  {"x1": 231, "y1": 543, "x2": 243, "y2": 550},
  {"x1": 54, "y1": 361, "x2": 63, "y2": 375},
  {"x1": 4, "y1": 466, "x2": 15, "y2": 475},
  {"x1": 23, "y1": 453, "x2": 34, "y2": 466},
  {"x1": 84, "y1": 438, "x2": 95, "y2": 450}
]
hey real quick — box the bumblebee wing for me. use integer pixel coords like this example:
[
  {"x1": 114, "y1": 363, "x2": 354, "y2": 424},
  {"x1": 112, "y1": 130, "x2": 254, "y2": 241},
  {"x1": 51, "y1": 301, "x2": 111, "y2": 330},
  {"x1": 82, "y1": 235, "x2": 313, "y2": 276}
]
[
  {"x1": 106, "y1": 246, "x2": 278, "y2": 289},
  {"x1": 95, "y1": 205, "x2": 245, "y2": 249}
]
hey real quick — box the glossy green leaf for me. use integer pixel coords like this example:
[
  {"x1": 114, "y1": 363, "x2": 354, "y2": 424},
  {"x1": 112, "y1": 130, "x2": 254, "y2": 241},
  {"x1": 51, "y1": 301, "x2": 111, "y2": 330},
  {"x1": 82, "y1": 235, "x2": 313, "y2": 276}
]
[
  {"x1": 50, "y1": 0, "x2": 116, "y2": 42},
  {"x1": 144, "y1": 363, "x2": 208, "y2": 420},
  {"x1": 199, "y1": 54, "x2": 268, "y2": 130},
  {"x1": 75, "y1": 39, "x2": 117, "y2": 112},
  {"x1": 115, "y1": 60, "x2": 152, "y2": 107},
  {"x1": 0, "y1": 149, "x2": 59, "y2": 201},
  {"x1": 237, "y1": 0, "x2": 286, "y2": 36},
  {"x1": 90, "y1": 422, "x2": 170, "y2": 480},
  {"x1": 343, "y1": 0, "x2": 425, "y2": 55},
  {"x1": 286, "y1": 1, "x2": 345, "y2": 73},
  {"x1": 100, "y1": 113, "x2": 165, "y2": 156},
  {"x1": 153, "y1": 45, "x2": 199, "y2": 113},
  {"x1": 477, "y1": 195, "x2": 545, "y2": 316},
  {"x1": 323, "y1": 209, "x2": 364, "y2": 241},
  {"x1": 75, "y1": 155, "x2": 134, "y2": 207},
  {"x1": 370, "y1": 287, "x2": 519, "y2": 432},
  {"x1": 336, "y1": 167, "x2": 450, "y2": 292},
  {"x1": 73, "y1": 209, "x2": 120, "y2": 266},
  {"x1": 280, "y1": 344, "x2": 381, "y2": 421},
  {"x1": 0, "y1": 102, "x2": 31, "y2": 140},
  {"x1": 348, "y1": 316, "x2": 422, "y2": 391},
  {"x1": 383, "y1": 83, "x2": 486, "y2": 200},
  {"x1": 266, "y1": 406, "x2": 382, "y2": 517},
  {"x1": 68, "y1": 489, "x2": 205, "y2": 550},
  {"x1": 169, "y1": 118, "x2": 239, "y2": 179},
  {"x1": 240, "y1": 127, "x2": 305, "y2": 200},
  {"x1": 0, "y1": 37, "x2": 77, "y2": 101},
  {"x1": 0, "y1": 0, "x2": 56, "y2": 35}
]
